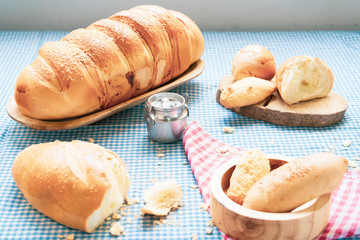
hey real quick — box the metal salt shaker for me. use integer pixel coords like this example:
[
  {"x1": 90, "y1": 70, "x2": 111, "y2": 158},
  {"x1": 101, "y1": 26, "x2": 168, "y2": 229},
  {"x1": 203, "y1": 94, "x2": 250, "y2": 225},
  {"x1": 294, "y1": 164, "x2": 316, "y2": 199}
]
[{"x1": 144, "y1": 92, "x2": 189, "y2": 143}]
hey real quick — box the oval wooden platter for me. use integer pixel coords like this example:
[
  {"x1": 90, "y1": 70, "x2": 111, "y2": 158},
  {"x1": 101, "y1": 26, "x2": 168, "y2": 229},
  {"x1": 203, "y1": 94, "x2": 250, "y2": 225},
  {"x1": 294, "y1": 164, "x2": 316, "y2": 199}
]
[
  {"x1": 210, "y1": 155, "x2": 331, "y2": 240},
  {"x1": 6, "y1": 59, "x2": 204, "y2": 131},
  {"x1": 216, "y1": 75, "x2": 348, "y2": 127}
]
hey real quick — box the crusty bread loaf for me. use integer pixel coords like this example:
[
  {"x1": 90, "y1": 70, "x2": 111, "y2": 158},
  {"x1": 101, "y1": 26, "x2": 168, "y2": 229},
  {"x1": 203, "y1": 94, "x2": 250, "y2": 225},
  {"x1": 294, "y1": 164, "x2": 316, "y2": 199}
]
[
  {"x1": 226, "y1": 149, "x2": 270, "y2": 205},
  {"x1": 232, "y1": 45, "x2": 276, "y2": 81},
  {"x1": 243, "y1": 152, "x2": 348, "y2": 213},
  {"x1": 14, "y1": 5, "x2": 204, "y2": 120},
  {"x1": 276, "y1": 55, "x2": 334, "y2": 105},
  {"x1": 12, "y1": 140, "x2": 130, "y2": 233},
  {"x1": 220, "y1": 77, "x2": 276, "y2": 108}
]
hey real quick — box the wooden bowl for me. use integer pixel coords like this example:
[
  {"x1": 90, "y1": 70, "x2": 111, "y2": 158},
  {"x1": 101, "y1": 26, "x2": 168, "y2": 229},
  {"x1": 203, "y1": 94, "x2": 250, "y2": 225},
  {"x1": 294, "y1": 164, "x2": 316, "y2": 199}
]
[{"x1": 210, "y1": 154, "x2": 331, "y2": 240}]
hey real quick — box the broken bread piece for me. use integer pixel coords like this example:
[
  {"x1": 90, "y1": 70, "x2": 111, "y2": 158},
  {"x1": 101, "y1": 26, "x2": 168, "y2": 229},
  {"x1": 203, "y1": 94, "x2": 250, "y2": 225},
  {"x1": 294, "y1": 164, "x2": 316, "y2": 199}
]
[
  {"x1": 276, "y1": 55, "x2": 334, "y2": 105},
  {"x1": 226, "y1": 149, "x2": 270, "y2": 205},
  {"x1": 220, "y1": 77, "x2": 276, "y2": 109},
  {"x1": 140, "y1": 179, "x2": 183, "y2": 216}
]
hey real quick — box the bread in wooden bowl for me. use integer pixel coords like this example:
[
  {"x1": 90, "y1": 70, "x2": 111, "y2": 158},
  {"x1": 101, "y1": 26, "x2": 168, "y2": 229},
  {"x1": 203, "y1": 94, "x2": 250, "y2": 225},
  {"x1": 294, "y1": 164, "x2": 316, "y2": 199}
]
[
  {"x1": 243, "y1": 152, "x2": 348, "y2": 213},
  {"x1": 232, "y1": 44, "x2": 276, "y2": 81},
  {"x1": 210, "y1": 153, "x2": 347, "y2": 240},
  {"x1": 12, "y1": 140, "x2": 130, "y2": 233}
]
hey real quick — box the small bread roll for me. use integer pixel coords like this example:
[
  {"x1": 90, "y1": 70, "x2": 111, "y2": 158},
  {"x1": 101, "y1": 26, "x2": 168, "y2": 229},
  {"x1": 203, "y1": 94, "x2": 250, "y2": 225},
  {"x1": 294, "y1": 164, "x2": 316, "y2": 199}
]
[
  {"x1": 12, "y1": 140, "x2": 130, "y2": 233},
  {"x1": 140, "y1": 179, "x2": 183, "y2": 216},
  {"x1": 276, "y1": 55, "x2": 334, "y2": 105},
  {"x1": 243, "y1": 152, "x2": 348, "y2": 213},
  {"x1": 226, "y1": 149, "x2": 270, "y2": 205},
  {"x1": 232, "y1": 45, "x2": 276, "y2": 81},
  {"x1": 220, "y1": 77, "x2": 276, "y2": 108}
]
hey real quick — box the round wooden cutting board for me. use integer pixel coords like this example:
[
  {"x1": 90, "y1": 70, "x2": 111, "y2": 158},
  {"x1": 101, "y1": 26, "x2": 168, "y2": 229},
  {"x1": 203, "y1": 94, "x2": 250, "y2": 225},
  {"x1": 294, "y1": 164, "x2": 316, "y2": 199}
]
[{"x1": 216, "y1": 75, "x2": 348, "y2": 127}]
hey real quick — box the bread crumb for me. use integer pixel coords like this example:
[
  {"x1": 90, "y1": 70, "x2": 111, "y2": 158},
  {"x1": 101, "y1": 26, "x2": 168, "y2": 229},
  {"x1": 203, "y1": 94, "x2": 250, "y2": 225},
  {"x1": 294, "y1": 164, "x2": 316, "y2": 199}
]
[
  {"x1": 65, "y1": 234, "x2": 74, "y2": 240},
  {"x1": 110, "y1": 222, "x2": 124, "y2": 236},
  {"x1": 200, "y1": 202, "x2": 210, "y2": 212},
  {"x1": 342, "y1": 140, "x2": 352, "y2": 148},
  {"x1": 150, "y1": 178, "x2": 158, "y2": 183},
  {"x1": 88, "y1": 138, "x2": 94, "y2": 143},
  {"x1": 153, "y1": 219, "x2": 164, "y2": 225},
  {"x1": 321, "y1": 143, "x2": 335, "y2": 152},
  {"x1": 183, "y1": 161, "x2": 188, "y2": 165},
  {"x1": 216, "y1": 146, "x2": 230, "y2": 154},
  {"x1": 57, "y1": 236, "x2": 64, "y2": 239},
  {"x1": 222, "y1": 127, "x2": 234, "y2": 134},
  {"x1": 120, "y1": 212, "x2": 127, "y2": 216},
  {"x1": 224, "y1": 151, "x2": 232, "y2": 157},
  {"x1": 157, "y1": 153, "x2": 165, "y2": 158},
  {"x1": 206, "y1": 220, "x2": 213, "y2": 227},
  {"x1": 126, "y1": 197, "x2": 140, "y2": 206},
  {"x1": 192, "y1": 233, "x2": 199, "y2": 240},
  {"x1": 205, "y1": 226, "x2": 213, "y2": 234},
  {"x1": 190, "y1": 185, "x2": 199, "y2": 189},
  {"x1": 126, "y1": 218, "x2": 133, "y2": 224},
  {"x1": 112, "y1": 213, "x2": 121, "y2": 220},
  {"x1": 349, "y1": 161, "x2": 360, "y2": 171}
]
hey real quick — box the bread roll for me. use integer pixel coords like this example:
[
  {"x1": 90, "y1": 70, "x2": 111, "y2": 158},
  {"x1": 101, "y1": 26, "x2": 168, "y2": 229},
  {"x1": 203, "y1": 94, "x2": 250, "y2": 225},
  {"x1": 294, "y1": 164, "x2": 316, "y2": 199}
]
[
  {"x1": 276, "y1": 55, "x2": 334, "y2": 105},
  {"x1": 232, "y1": 45, "x2": 276, "y2": 81},
  {"x1": 14, "y1": 5, "x2": 204, "y2": 120},
  {"x1": 243, "y1": 152, "x2": 348, "y2": 213},
  {"x1": 226, "y1": 149, "x2": 270, "y2": 205},
  {"x1": 12, "y1": 140, "x2": 130, "y2": 233},
  {"x1": 220, "y1": 77, "x2": 276, "y2": 108}
]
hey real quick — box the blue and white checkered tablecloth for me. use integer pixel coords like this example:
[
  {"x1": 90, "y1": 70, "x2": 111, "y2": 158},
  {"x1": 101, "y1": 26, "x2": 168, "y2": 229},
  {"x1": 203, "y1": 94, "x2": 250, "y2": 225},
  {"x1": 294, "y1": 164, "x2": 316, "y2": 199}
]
[{"x1": 0, "y1": 31, "x2": 359, "y2": 239}]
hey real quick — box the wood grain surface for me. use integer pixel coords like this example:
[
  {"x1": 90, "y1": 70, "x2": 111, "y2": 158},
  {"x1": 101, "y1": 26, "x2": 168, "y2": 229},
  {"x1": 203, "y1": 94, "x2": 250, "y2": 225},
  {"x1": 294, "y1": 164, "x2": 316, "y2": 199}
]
[
  {"x1": 6, "y1": 59, "x2": 204, "y2": 131},
  {"x1": 216, "y1": 75, "x2": 348, "y2": 127}
]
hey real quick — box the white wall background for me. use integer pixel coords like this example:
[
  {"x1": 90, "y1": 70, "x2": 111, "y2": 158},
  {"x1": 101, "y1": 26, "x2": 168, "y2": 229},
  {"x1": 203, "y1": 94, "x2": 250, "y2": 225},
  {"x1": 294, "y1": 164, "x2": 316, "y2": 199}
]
[{"x1": 0, "y1": 0, "x2": 359, "y2": 31}]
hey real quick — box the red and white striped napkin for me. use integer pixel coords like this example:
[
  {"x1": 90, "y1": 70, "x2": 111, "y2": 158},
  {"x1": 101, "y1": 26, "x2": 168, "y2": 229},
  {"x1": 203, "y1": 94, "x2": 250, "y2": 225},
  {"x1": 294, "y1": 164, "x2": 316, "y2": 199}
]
[{"x1": 183, "y1": 121, "x2": 360, "y2": 240}]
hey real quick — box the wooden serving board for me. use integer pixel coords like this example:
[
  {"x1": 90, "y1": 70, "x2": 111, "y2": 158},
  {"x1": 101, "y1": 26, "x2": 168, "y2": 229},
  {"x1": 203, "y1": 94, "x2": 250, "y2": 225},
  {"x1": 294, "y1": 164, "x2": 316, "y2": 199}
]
[
  {"x1": 6, "y1": 59, "x2": 205, "y2": 131},
  {"x1": 216, "y1": 75, "x2": 348, "y2": 127}
]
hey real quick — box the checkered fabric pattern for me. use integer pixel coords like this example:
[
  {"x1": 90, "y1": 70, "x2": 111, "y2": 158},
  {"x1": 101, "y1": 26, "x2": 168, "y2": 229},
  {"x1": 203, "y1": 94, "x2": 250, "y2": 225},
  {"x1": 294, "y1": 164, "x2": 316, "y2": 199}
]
[
  {"x1": 0, "y1": 30, "x2": 360, "y2": 240},
  {"x1": 183, "y1": 121, "x2": 360, "y2": 240}
]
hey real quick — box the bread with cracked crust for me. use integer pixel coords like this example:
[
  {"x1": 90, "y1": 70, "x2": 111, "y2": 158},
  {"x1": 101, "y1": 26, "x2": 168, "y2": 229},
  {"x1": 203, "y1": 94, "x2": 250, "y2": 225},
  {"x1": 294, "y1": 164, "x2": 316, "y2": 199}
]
[
  {"x1": 12, "y1": 140, "x2": 130, "y2": 232},
  {"x1": 14, "y1": 5, "x2": 204, "y2": 119}
]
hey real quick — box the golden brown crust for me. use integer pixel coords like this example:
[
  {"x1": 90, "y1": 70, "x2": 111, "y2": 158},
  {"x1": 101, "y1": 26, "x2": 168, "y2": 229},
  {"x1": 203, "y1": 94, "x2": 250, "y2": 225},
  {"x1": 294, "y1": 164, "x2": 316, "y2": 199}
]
[
  {"x1": 243, "y1": 152, "x2": 348, "y2": 213},
  {"x1": 88, "y1": 19, "x2": 154, "y2": 97},
  {"x1": 134, "y1": 5, "x2": 193, "y2": 79},
  {"x1": 14, "y1": 5, "x2": 204, "y2": 119},
  {"x1": 109, "y1": 9, "x2": 173, "y2": 88},
  {"x1": 276, "y1": 55, "x2": 334, "y2": 105},
  {"x1": 232, "y1": 45, "x2": 276, "y2": 81},
  {"x1": 12, "y1": 141, "x2": 130, "y2": 233},
  {"x1": 220, "y1": 77, "x2": 276, "y2": 108}
]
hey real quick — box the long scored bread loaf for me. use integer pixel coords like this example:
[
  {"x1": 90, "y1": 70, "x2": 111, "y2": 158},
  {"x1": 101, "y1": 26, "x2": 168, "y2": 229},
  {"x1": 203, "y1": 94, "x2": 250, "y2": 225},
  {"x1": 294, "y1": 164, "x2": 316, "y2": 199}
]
[{"x1": 14, "y1": 5, "x2": 204, "y2": 120}]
